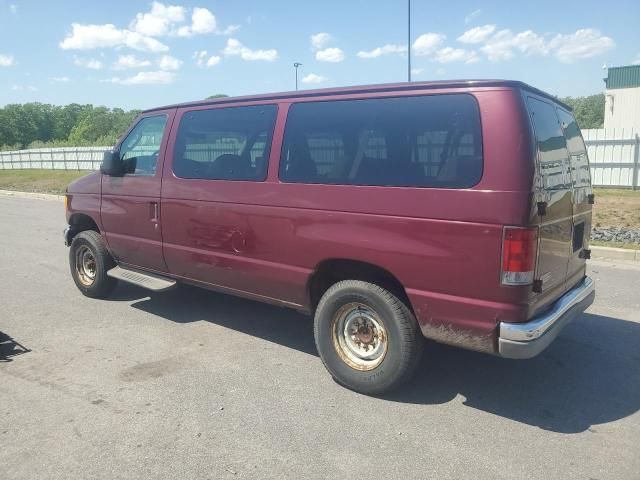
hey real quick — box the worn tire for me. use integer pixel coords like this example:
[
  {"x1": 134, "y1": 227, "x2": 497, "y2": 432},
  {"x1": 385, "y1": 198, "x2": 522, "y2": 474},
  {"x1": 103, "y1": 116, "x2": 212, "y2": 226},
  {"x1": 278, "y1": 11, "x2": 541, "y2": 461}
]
[
  {"x1": 314, "y1": 280, "x2": 423, "y2": 395},
  {"x1": 69, "y1": 230, "x2": 117, "y2": 298}
]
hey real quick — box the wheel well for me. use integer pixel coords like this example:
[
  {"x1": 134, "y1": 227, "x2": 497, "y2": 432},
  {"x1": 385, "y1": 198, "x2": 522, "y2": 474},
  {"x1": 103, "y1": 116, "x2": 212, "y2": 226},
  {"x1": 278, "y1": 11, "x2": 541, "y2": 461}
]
[
  {"x1": 308, "y1": 259, "x2": 412, "y2": 313},
  {"x1": 68, "y1": 213, "x2": 100, "y2": 239}
]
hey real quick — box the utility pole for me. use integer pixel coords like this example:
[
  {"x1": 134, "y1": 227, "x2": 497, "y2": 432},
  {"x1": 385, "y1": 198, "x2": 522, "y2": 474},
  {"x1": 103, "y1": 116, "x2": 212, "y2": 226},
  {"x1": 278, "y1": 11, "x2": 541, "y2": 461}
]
[
  {"x1": 294, "y1": 62, "x2": 302, "y2": 90},
  {"x1": 407, "y1": 0, "x2": 411, "y2": 82}
]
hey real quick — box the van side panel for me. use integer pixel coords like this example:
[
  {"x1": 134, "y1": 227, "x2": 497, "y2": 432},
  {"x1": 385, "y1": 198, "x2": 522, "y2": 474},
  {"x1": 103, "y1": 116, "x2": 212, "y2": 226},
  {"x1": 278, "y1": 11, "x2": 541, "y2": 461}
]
[{"x1": 160, "y1": 88, "x2": 534, "y2": 354}]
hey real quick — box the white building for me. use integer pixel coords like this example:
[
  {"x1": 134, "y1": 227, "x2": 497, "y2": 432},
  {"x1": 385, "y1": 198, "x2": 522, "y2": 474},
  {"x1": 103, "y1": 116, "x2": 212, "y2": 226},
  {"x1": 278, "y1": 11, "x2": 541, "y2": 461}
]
[{"x1": 604, "y1": 65, "x2": 640, "y2": 132}]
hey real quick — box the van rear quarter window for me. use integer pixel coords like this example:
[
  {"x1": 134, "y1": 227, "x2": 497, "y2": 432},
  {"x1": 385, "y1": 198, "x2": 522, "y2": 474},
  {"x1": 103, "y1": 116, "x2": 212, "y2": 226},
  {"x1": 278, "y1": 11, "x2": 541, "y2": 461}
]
[
  {"x1": 526, "y1": 97, "x2": 571, "y2": 190},
  {"x1": 173, "y1": 104, "x2": 278, "y2": 181},
  {"x1": 279, "y1": 94, "x2": 483, "y2": 188},
  {"x1": 556, "y1": 108, "x2": 591, "y2": 188}
]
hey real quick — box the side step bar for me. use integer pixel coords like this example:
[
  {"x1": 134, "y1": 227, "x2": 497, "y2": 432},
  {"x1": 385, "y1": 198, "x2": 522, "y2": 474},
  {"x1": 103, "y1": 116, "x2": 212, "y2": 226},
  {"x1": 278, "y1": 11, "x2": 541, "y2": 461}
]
[{"x1": 107, "y1": 266, "x2": 176, "y2": 292}]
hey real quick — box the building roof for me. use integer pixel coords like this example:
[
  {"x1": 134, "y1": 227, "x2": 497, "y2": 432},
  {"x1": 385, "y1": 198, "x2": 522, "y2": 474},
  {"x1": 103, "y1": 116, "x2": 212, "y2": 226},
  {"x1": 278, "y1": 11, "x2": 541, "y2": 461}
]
[
  {"x1": 605, "y1": 65, "x2": 640, "y2": 90},
  {"x1": 143, "y1": 79, "x2": 570, "y2": 113}
]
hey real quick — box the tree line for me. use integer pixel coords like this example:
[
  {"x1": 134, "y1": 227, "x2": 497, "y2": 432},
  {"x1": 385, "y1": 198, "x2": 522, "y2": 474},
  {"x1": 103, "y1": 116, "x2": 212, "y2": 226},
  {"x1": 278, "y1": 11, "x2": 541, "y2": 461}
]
[
  {"x1": 558, "y1": 94, "x2": 605, "y2": 130},
  {"x1": 0, "y1": 93, "x2": 605, "y2": 151},
  {"x1": 0, "y1": 103, "x2": 140, "y2": 151}
]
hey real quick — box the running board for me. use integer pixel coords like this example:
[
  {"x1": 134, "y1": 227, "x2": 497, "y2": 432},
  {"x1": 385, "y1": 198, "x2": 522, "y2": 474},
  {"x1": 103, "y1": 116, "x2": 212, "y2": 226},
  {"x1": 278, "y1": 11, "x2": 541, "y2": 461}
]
[{"x1": 107, "y1": 266, "x2": 176, "y2": 292}]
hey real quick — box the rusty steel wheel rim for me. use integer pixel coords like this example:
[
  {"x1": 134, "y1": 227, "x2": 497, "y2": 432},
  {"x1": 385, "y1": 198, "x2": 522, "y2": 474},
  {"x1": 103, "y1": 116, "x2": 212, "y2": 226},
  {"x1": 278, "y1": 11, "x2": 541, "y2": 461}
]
[
  {"x1": 332, "y1": 302, "x2": 388, "y2": 371},
  {"x1": 75, "y1": 245, "x2": 97, "y2": 286}
]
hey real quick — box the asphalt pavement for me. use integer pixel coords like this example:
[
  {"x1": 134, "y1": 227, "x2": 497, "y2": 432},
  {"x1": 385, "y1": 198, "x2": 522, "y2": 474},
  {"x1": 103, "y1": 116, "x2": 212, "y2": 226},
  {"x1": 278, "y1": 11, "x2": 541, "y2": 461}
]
[{"x1": 1, "y1": 193, "x2": 639, "y2": 480}]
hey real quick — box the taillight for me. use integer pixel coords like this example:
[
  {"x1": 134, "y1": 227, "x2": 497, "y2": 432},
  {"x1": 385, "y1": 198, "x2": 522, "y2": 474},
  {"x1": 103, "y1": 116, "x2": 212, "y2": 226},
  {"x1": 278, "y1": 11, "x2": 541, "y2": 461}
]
[{"x1": 501, "y1": 226, "x2": 538, "y2": 286}]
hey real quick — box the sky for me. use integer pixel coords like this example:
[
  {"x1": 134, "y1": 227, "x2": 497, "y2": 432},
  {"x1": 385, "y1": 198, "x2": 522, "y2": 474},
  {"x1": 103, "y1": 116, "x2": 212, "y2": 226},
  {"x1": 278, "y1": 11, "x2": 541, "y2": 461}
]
[{"x1": 1, "y1": 0, "x2": 639, "y2": 110}]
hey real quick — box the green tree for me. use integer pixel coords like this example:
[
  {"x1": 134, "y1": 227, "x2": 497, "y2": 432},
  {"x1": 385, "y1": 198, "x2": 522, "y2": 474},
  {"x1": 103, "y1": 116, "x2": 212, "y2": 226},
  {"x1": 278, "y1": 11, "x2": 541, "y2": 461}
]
[
  {"x1": 558, "y1": 94, "x2": 605, "y2": 129},
  {"x1": 207, "y1": 94, "x2": 229, "y2": 99}
]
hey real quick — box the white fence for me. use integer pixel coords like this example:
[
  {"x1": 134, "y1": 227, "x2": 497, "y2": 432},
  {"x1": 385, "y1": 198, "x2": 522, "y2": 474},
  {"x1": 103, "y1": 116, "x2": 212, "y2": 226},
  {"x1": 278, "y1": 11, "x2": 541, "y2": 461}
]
[
  {"x1": 582, "y1": 128, "x2": 639, "y2": 189},
  {"x1": 0, "y1": 147, "x2": 110, "y2": 171},
  {"x1": 1, "y1": 131, "x2": 639, "y2": 189}
]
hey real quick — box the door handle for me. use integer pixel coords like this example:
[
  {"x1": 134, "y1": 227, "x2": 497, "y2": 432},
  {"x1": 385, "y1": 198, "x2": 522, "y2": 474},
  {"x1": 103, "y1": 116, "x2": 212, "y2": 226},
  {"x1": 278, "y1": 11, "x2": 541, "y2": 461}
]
[{"x1": 150, "y1": 202, "x2": 159, "y2": 223}]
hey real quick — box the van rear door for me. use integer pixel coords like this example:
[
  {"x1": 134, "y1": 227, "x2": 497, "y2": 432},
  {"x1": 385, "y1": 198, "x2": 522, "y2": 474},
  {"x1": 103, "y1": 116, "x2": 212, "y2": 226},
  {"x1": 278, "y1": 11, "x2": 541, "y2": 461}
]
[
  {"x1": 525, "y1": 95, "x2": 574, "y2": 312},
  {"x1": 557, "y1": 108, "x2": 593, "y2": 288}
]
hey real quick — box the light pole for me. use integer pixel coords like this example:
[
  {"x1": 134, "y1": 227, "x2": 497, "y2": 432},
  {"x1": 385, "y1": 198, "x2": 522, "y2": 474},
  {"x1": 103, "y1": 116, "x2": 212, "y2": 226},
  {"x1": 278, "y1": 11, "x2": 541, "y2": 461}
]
[
  {"x1": 407, "y1": 0, "x2": 411, "y2": 82},
  {"x1": 294, "y1": 62, "x2": 302, "y2": 90}
]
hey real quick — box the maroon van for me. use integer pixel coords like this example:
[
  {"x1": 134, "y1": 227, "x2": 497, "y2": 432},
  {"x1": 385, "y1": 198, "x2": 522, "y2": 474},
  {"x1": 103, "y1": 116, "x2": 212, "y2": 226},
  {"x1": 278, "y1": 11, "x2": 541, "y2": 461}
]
[{"x1": 64, "y1": 80, "x2": 595, "y2": 394}]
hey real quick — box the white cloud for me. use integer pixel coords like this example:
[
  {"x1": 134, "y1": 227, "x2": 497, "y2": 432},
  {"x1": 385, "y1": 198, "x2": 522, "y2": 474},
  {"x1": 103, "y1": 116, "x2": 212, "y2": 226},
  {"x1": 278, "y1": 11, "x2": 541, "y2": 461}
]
[
  {"x1": 0, "y1": 54, "x2": 15, "y2": 67},
  {"x1": 412, "y1": 33, "x2": 445, "y2": 56},
  {"x1": 193, "y1": 50, "x2": 221, "y2": 68},
  {"x1": 458, "y1": 25, "x2": 496, "y2": 44},
  {"x1": 131, "y1": 1, "x2": 185, "y2": 37},
  {"x1": 105, "y1": 71, "x2": 176, "y2": 85},
  {"x1": 74, "y1": 57, "x2": 104, "y2": 69},
  {"x1": 177, "y1": 6, "x2": 217, "y2": 37},
  {"x1": 357, "y1": 44, "x2": 407, "y2": 59},
  {"x1": 50, "y1": 76, "x2": 71, "y2": 83},
  {"x1": 302, "y1": 73, "x2": 328, "y2": 84},
  {"x1": 311, "y1": 33, "x2": 332, "y2": 50},
  {"x1": 410, "y1": 68, "x2": 423, "y2": 75},
  {"x1": 206, "y1": 55, "x2": 221, "y2": 67},
  {"x1": 548, "y1": 29, "x2": 615, "y2": 63},
  {"x1": 221, "y1": 24, "x2": 241, "y2": 36},
  {"x1": 633, "y1": 54, "x2": 640, "y2": 65},
  {"x1": 9, "y1": 4, "x2": 17, "y2": 14},
  {"x1": 464, "y1": 8, "x2": 482, "y2": 24},
  {"x1": 113, "y1": 54, "x2": 152, "y2": 70},
  {"x1": 477, "y1": 27, "x2": 613, "y2": 63},
  {"x1": 223, "y1": 38, "x2": 278, "y2": 61},
  {"x1": 479, "y1": 29, "x2": 517, "y2": 61},
  {"x1": 60, "y1": 4, "x2": 233, "y2": 56},
  {"x1": 315, "y1": 47, "x2": 344, "y2": 63},
  {"x1": 434, "y1": 47, "x2": 479, "y2": 64},
  {"x1": 60, "y1": 23, "x2": 168, "y2": 52},
  {"x1": 192, "y1": 7, "x2": 216, "y2": 34},
  {"x1": 11, "y1": 85, "x2": 38, "y2": 92},
  {"x1": 158, "y1": 54, "x2": 182, "y2": 71}
]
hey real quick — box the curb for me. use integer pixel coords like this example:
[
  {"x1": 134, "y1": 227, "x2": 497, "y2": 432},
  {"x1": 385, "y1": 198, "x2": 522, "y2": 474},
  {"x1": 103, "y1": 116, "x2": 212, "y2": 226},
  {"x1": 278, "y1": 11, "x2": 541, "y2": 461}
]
[
  {"x1": 0, "y1": 189, "x2": 64, "y2": 202},
  {"x1": 591, "y1": 245, "x2": 640, "y2": 262}
]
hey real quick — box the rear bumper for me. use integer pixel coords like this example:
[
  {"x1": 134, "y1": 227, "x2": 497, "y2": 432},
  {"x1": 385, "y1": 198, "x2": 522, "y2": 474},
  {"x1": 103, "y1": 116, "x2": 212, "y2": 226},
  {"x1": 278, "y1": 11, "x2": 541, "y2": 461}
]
[{"x1": 498, "y1": 277, "x2": 595, "y2": 359}]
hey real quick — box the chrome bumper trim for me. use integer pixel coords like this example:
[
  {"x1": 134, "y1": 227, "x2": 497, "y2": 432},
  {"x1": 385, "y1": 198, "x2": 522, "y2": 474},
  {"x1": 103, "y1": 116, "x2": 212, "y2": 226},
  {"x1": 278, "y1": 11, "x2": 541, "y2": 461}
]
[{"x1": 498, "y1": 277, "x2": 595, "y2": 359}]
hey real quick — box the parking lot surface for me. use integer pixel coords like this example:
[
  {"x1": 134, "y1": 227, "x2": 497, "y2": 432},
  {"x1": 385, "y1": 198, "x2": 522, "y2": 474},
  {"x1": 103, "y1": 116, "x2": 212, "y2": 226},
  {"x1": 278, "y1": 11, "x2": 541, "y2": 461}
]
[{"x1": 1, "y1": 194, "x2": 639, "y2": 479}]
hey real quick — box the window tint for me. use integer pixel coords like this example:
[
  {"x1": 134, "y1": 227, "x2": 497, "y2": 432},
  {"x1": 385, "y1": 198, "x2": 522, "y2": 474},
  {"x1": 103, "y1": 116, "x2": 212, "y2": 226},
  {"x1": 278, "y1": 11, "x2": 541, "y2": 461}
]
[
  {"x1": 527, "y1": 97, "x2": 570, "y2": 190},
  {"x1": 279, "y1": 94, "x2": 483, "y2": 188},
  {"x1": 173, "y1": 105, "x2": 277, "y2": 181},
  {"x1": 557, "y1": 108, "x2": 591, "y2": 188},
  {"x1": 119, "y1": 115, "x2": 168, "y2": 176}
]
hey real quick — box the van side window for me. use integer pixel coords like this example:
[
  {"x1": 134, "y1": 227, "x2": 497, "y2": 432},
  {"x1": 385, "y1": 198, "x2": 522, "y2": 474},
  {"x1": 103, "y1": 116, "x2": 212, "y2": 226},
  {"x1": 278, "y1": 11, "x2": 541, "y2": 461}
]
[
  {"x1": 119, "y1": 115, "x2": 168, "y2": 176},
  {"x1": 279, "y1": 94, "x2": 483, "y2": 188},
  {"x1": 557, "y1": 109, "x2": 591, "y2": 188},
  {"x1": 526, "y1": 97, "x2": 570, "y2": 190},
  {"x1": 173, "y1": 105, "x2": 277, "y2": 181}
]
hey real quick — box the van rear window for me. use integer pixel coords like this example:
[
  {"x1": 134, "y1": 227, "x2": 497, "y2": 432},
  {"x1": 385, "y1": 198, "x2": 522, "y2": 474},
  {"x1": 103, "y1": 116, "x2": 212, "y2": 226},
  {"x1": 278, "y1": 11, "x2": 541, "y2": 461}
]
[
  {"x1": 556, "y1": 109, "x2": 591, "y2": 188},
  {"x1": 279, "y1": 94, "x2": 483, "y2": 188},
  {"x1": 526, "y1": 97, "x2": 571, "y2": 190}
]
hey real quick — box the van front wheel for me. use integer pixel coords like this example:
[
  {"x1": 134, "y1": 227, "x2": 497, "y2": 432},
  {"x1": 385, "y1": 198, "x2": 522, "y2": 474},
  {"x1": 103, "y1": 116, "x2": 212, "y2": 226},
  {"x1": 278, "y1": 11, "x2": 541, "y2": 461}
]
[
  {"x1": 314, "y1": 280, "x2": 423, "y2": 395},
  {"x1": 69, "y1": 230, "x2": 117, "y2": 298}
]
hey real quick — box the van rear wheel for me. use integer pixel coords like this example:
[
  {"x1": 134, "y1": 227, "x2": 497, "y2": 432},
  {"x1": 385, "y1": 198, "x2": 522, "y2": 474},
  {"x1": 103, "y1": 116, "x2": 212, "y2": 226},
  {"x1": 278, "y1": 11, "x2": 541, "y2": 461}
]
[
  {"x1": 69, "y1": 230, "x2": 117, "y2": 298},
  {"x1": 314, "y1": 280, "x2": 423, "y2": 395}
]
